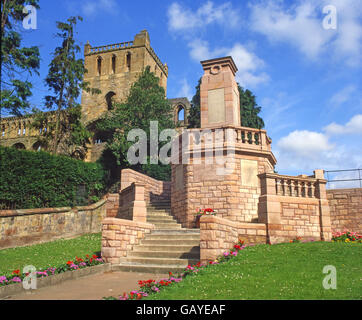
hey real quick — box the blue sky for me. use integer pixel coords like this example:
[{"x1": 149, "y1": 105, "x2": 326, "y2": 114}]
[{"x1": 10, "y1": 0, "x2": 362, "y2": 185}]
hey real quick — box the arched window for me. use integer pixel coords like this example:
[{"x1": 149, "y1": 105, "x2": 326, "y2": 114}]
[
  {"x1": 126, "y1": 52, "x2": 131, "y2": 71},
  {"x1": 13, "y1": 143, "x2": 26, "y2": 150},
  {"x1": 32, "y1": 141, "x2": 44, "y2": 152},
  {"x1": 177, "y1": 105, "x2": 185, "y2": 121},
  {"x1": 105, "y1": 91, "x2": 116, "y2": 110},
  {"x1": 97, "y1": 56, "x2": 102, "y2": 76},
  {"x1": 111, "y1": 54, "x2": 116, "y2": 74}
]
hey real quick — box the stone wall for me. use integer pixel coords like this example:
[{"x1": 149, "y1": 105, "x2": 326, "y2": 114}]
[
  {"x1": 258, "y1": 171, "x2": 332, "y2": 244},
  {"x1": 200, "y1": 215, "x2": 266, "y2": 263},
  {"x1": 0, "y1": 199, "x2": 107, "y2": 249},
  {"x1": 101, "y1": 218, "x2": 154, "y2": 264},
  {"x1": 327, "y1": 188, "x2": 362, "y2": 234},
  {"x1": 120, "y1": 168, "x2": 171, "y2": 204}
]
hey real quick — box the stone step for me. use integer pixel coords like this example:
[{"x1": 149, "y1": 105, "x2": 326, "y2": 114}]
[
  {"x1": 152, "y1": 223, "x2": 182, "y2": 229},
  {"x1": 151, "y1": 229, "x2": 199, "y2": 234},
  {"x1": 141, "y1": 239, "x2": 200, "y2": 246},
  {"x1": 121, "y1": 256, "x2": 199, "y2": 266},
  {"x1": 145, "y1": 233, "x2": 200, "y2": 241},
  {"x1": 147, "y1": 217, "x2": 176, "y2": 223},
  {"x1": 146, "y1": 207, "x2": 171, "y2": 213},
  {"x1": 127, "y1": 250, "x2": 200, "y2": 259},
  {"x1": 133, "y1": 244, "x2": 199, "y2": 252},
  {"x1": 114, "y1": 263, "x2": 188, "y2": 274}
]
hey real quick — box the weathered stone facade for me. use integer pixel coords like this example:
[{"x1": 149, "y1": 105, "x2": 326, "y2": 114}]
[
  {"x1": 327, "y1": 188, "x2": 362, "y2": 234},
  {"x1": 0, "y1": 199, "x2": 107, "y2": 249},
  {"x1": 0, "y1": 30, "x2": 191, "y2": 162}
]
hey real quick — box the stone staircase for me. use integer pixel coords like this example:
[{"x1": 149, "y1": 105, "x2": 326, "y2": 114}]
[{"x1": 116, "y1": 200, "x2": 200, "y2": 274}]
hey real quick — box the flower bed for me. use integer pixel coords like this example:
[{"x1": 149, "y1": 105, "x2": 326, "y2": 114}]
[
  {"x1": 0, "y1": 254, "x2": 104, "y2": 287},
  {"x1": 332, "y1": 230, "x2": 361, "y2": 243},
  {"x1": 103, "y1": 239, "x2": 246, "y2": 300}
]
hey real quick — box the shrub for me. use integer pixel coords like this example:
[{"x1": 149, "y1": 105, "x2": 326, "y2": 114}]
[{"x1": 0, "y1": 146, "x2": 107, "y2": 209}]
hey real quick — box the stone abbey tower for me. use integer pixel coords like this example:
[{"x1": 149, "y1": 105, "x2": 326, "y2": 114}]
[{"x1": 0, "y1": 30, "x2": 191, "y2": 162}]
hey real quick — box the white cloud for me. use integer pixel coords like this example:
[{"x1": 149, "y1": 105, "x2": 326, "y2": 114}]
[
  {"x1": 168, "y1": 1, "x2": 241, "y2": 33},
  {"x1": 71, "y1": 0, "x2": 118, "y2": 17},
  {"x1": 277, "y1": 130, "x2": 334, "y2": 159},
  {"x1": 188, "y1": 40, "x2": 269, "y2": 88},
  {"x1": 274, "y1": 115, "x2": 362, "y2": 173},
  {"x1": 323, "y1": 114, "x2": 362, "y2": 135},
  {"x1": 177, "y1": 79, "x2": 193, "y2": 101},
  {"x1": 249, "y1": 0, "x2": 362, "y2": 65},
  {"x1": 329, "y1": 85, "x2": 356, "y2": 106}
]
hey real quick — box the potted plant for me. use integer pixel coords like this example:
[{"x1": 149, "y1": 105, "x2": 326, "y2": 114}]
[{"x1": 194, "y1": 208, "x2": 216, "y2": 228}]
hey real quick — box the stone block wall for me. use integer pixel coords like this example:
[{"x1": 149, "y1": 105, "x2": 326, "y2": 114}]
[
  {"x1": 101, "y1": 217, "x2": 154, "y2": 264},
  {"x1": 0, "y1": 199, "x2": 107, "y2": 249},
  {"x1": 327, "y1": 188, "x2": 362, "y2": 234},
  {"x1": 258, "y1": 171, "x2": 332, "y2": 244},
  {"x1": 120, "y1": 168, "x2": 171, "y2": 204},
  {"x1": 105, "y1": 193, "x2": 119, "y2": 218},
  {"x1": 200, "y1": 215, "x2": 266, "y2": 264}
]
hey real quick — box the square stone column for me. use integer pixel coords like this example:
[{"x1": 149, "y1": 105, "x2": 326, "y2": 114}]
[{"x1": 200, "y1": 56, "x2": 240, "y2": 128}]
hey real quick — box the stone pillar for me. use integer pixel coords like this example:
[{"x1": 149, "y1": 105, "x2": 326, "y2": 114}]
[
  {"x1": 132, "y1": 183, "x2": 147, "y2": 223},
  {"x1": 258, "y1": 173, "x2": 283, "y2": 244},
  {"x1": 314, "y1": 170, "x2": 332, "y2": 241},
  {"x1": 200, "y1": 56, "x2": 240, "y2": 128},
  {"x1": 84, "y1": 41, "x2": 91, "y2": 55}
]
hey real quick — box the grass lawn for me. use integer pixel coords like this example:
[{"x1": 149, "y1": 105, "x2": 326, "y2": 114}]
[
  {"x1": 0, "y1": 233, "x2": 101, "y2": 275},
  {"x1": 145, "y1": 242, "x2": 362, "y2": 300}
]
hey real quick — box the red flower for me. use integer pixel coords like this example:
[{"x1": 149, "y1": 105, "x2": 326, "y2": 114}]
[
  {"x1": 92, "y1": 254, "x2": 97, "y2": 259},
  {"x1": 136, "y1": 293, "x2": 142, "y2": 300},
  {"x1": 169, "y1": 272, "x2": 173, "y2": 277},
  {"x1": 12, "y1": 269, "x2": 20, "y2": 275},
  {"x1": 66, "y1": 261, "x2": 73, "y2": 265}
]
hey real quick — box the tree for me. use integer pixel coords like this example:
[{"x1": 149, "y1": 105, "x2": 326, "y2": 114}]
[
  {"x1": 36, "y1": 16, "x2": 100, "y2": 155},
  {"x1": 96, "y1": 66, "x2": 174, "y2": 180},
  {"x1": 187, "y1": 78, "x2": 201, "y2": 128},
  {"x1": 1, "y1": 0, "x2": 40, "y2": 116},
  {"x1": 238, "y1": 86, "x2": 264, "y2": 129},
  {"x1": 187, "y1": 80, "x2": 264, "y2": 129}
]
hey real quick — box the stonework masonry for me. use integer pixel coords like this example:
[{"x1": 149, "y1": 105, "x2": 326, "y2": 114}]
[
  {"x1": 327, "y1": 188, "x2": 362, "y2": 234},
  {"x1": 0, "y1": 30, "x2": 190, "y2": 162},
  {"x1": 0, "y1": 199, "x2": 107, "y2": 249}
]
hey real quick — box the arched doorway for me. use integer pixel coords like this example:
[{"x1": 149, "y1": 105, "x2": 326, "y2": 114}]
[{"x1": 12, "y1": 143, "x2": 26, "y2": 150}]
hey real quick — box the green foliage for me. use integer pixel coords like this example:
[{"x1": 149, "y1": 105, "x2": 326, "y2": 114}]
[
  {"x1": 0, "y1": 146, "x2": 107, "y2": 209},
  {"x1": 187, "y1": 78, "x2": 201, "y2": 128},
  {"x1": 239, "y1": 86, "x2": 264, "y2": 129},
  {"x1": 40, "y1": 16, "x2": 100, "y2": 154},
  {"x1": 1, "y1": 0, "x2": 40, "y2": 116},
  {"x1": 187, "y1": 79, "x2": 264, "y2": 129},
  {"x1": 96, "y1": 66, "x2": 174, "y2": 181}
]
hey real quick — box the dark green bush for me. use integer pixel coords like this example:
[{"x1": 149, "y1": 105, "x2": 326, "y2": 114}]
[{"x1": 0, "y1": 146, "x2": 107, "y2": 209}]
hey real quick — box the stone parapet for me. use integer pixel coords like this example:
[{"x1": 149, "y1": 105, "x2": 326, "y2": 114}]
[
  {"x1": 200, "y1": 215, "x2": 266, "y2": 263},
  {"x1": 120, "y1": 168, "x2": 171, "y2": 204},
  {"x1": 327, "y1": 188, "x2": 362, "y2": 234},
  {"x1": 101, "y1": 218, "x2": 155, "y2": 264},
  {"x1": 0, "y1": 199, "x2": 107, "y2": 249}
]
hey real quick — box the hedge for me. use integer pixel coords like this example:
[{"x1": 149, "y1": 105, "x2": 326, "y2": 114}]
[{"x1": 0, "y1": 146, "x2": 107, "y2": 209}]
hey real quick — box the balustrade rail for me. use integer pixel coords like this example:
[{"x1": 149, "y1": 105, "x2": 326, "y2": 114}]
[{"x1": 89, "y1": 41, "x2": 134, "y2": 54}]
